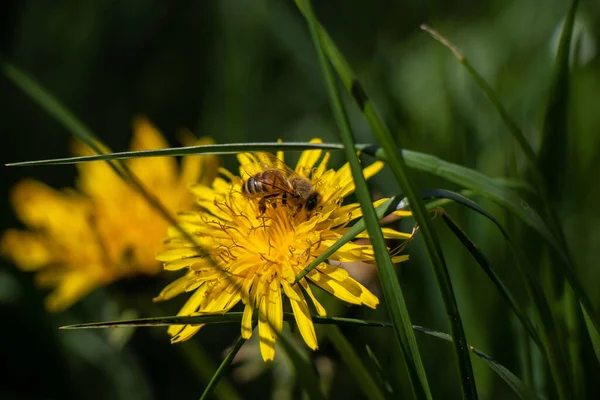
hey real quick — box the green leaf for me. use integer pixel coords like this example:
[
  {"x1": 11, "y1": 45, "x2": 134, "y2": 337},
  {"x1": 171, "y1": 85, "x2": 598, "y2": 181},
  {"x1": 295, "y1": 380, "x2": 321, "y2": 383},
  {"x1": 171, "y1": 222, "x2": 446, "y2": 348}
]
[
  {"x1": 326, "y1": 326, "x2": 387, "y2": 400},
  {"x1": 200, "y1": 336, "x2": 246, "y2": 400},
  {"x1": 297, "y1": 1, "x2": 432, "y2": 398},
  {"x1": 413, "y1": 326, "x2": 541, "y2": 400}
]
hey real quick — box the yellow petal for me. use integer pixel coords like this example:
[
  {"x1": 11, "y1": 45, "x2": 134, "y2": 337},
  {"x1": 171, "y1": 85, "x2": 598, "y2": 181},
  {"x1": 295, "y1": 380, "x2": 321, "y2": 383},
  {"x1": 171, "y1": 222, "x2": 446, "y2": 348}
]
[
  {"x1": 178, "y1": 134, "x2": 220, "y2": 188},
  {"x1": 154, "y1": 273, "x2": 198, "y2": 302},
  {"x1": 308, "y1": 270, "x2": 379, "y2": 308},
  {"x1": 258, "y1": 281, "x2": 276, "y2": 361},
  {"x1": 128, "y1": 115, "x2": 177, "y2": 188},
  {"x1": 363, "y1": 160, "x2": 384, "y2": 180},
  {"x1": 241, "y1": 302, "x2": 254, "y2": 339},
  {"x1": 354, "y1": 227, "x2": 412, "y2": 240},
  {"x1": 167, "y1": 284, "x2": 208, "y2": 338},
  {"x1": 1, "y1": 229, "x2": 54, "y2": 270},
  {"x1": 299, "y1": 279, "x2": 327, "y2": 317},
  {"x1": 171, "y1": 325, "x2": 202, "y2": 343},
  {"x1": 45, "y1": 271, "x2": 102, "y2": 313},
  {"x1": 268, "y1": 279, "x2": 283, "y2": 336},
  {"x1": 313, "y1": 152, "x2": 331, "y2": 180},
  {"x1": 283, "y1": 282, "x2": 318, "y2": 350},
  {"x1": 295, "y1": 138, "x2": 323, "y2": 177}
]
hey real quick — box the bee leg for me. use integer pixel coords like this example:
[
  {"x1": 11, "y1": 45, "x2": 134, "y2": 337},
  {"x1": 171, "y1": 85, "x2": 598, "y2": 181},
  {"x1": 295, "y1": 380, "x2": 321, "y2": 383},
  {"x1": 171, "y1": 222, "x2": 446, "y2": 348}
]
[{"x1": 258, "y1": 198, "x2": 267, "y2": 215}]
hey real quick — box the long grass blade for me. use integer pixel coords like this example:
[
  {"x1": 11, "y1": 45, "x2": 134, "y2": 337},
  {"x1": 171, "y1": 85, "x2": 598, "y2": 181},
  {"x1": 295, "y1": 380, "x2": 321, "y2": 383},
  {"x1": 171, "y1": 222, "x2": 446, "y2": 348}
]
[
  {"x1": 199, "y1": 336, "x2": 246, "y2": 400},
  {"x1": 413, "y1": 326, "x2": 540, "y2": 400},
  {"x1": 422, "y1": 10, "x2": 596, "y2": 394},
  {"x1": 60, "y1": 312, "x2": 536, "y2": 399},
  {"x1": 326, "y1": 326, "x2": 387, "y2": 400},
  {"x1": 428, "y1": 197, "x2": 541, "y2": 348},
  {"x1": 295, "y1": 3, "x2": 478, "y2": 397},
  {"x1": 298, "y1": 1, "x2": 432, "y2": 398},
  {"x1": 6, "y1": 142, "x2": 349, "y2": 166},
  {"x1": 277, "y1": 331, "x2": 327, "y2": 400},
  {"x1": 179, "y1": 341, "x2": 242, "y2": 400},
  {"x1": 59, "y1": 313, "x2": 394, "y2": 329}
]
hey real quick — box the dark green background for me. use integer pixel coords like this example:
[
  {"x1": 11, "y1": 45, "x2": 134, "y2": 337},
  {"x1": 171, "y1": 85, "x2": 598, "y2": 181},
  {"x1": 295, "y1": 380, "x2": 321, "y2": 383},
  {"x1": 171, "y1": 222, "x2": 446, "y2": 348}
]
[{"x1": 1, "y1": 1, "x2": 600, "y2": 399}]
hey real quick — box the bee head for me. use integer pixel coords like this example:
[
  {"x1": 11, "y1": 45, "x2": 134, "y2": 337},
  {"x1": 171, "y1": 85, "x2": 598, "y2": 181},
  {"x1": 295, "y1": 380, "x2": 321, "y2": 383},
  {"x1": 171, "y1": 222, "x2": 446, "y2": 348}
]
[{"x1": 305, "y1": 192, "x2": 321, "y2": 212}]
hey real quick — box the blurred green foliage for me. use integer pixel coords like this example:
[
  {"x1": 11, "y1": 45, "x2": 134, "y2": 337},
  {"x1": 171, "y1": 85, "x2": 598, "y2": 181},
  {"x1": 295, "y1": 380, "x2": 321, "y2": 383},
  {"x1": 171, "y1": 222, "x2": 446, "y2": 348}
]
[{"x1": 1, "y1": 0, "x2": 599, "y2": 399}]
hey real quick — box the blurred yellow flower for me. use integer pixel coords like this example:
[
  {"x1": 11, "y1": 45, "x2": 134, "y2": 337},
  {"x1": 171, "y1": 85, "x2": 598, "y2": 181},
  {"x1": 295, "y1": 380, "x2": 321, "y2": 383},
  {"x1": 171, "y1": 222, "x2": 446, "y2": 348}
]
[
  {"x1": 1, "y1": 116, "x2": 218, "y2": 312},
  {"x1": 155, "y1": 140, "x2": 411, "y2": 361}
]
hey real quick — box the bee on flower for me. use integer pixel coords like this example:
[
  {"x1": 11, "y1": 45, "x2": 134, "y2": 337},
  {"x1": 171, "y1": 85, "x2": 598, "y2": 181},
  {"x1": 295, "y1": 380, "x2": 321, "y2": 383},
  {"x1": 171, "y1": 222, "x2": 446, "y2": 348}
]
[
  {"x1": 155, "y1": 139, "x2": 412, "y2": 361},
  {"x1": 1, "y1": 116, "x2": 218, "y2": 312}
]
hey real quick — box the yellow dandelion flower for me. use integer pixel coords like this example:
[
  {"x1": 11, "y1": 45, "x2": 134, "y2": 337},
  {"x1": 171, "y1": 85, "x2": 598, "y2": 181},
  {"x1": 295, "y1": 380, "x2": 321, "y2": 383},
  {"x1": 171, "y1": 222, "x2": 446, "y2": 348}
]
[
  {"x1": 1, "y1": 116, "x2": 218, "y2": 312},
  {"x1": 155, "y1": 139, "x2": 412, "y2": 361}
]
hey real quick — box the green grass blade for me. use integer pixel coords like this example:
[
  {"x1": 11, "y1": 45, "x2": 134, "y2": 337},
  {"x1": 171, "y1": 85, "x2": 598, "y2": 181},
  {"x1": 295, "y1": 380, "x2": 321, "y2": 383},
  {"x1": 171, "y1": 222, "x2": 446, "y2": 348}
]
[
  {"x1": 6, "y1": 142, "x2": 351, "y2": 167},
  {"x1": 1, "y1": 61, "x2": 127, "y2": 178},
  {"x1": 179, "y1": 341, "x2": 242, "y2": 400},
  {"x1": 59, "y1": 313, "x2": 395, "y2": 329},
  {"x1": 419, "y1": 25, "x2": 539, "y2": 173},
  {"x1": 538, "y1": 0, "x2": 578, "y2": 197},
  {"x1": 2, "y1": 62, "x2": 108, "y2": 158},
  {"x1": 365, "y1": 345, "x2": 396, "y2": 397},
  {"x1": 413, "y1": 326, "x2": 541, "y2": 400},
  {"x1": 200, "y1": 336, "x2": 246, "y2": 400},
  {"x1": 296, "y1": 5, "x2": 478, "y2": 397},
  {"x1": 422, "y1": 191, "x2": 573, "y2": 398},
  {"x1": 582, "y1": 306, "x2": 600, "y2": 363},
  {"x1": 298, "y1": 1, "x2": 432, "y2": 398},
  {"x1": 435, "y1": 203, "x2": 541, "y2": 348},
  {"x1": 277, "y1": 331, "x2": 327, "y2": 400},
  {"x1": 421, "y1": 21, "x2": 595, "y2": 392},
  {"x1": 326, "y1": 326, "x2": 387, "y2": 400}
]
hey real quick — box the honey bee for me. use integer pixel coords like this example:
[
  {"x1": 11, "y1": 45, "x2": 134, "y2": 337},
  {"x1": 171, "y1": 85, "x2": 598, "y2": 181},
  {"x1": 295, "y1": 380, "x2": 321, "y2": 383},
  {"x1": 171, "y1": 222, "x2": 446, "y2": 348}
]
[{"x1": 241, "y1": 153, "x2": 322, "y2": 216}]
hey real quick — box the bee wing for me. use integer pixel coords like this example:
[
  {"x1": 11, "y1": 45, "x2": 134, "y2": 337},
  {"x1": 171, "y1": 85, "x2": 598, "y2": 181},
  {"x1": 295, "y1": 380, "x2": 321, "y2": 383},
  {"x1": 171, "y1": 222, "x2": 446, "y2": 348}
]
[
  {"x1": 238, "y1": 152, "x2": 299, "y2": 195},
  {"x1": 238, "y1": 151, "x2": 297, "y2": 179}
]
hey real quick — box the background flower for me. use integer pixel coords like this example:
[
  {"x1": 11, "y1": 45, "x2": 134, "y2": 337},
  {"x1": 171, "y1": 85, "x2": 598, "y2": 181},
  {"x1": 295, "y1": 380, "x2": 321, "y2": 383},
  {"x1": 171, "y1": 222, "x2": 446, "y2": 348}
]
[{"x1": 1, "y1": 117, "x2": 218, "y2": 311}]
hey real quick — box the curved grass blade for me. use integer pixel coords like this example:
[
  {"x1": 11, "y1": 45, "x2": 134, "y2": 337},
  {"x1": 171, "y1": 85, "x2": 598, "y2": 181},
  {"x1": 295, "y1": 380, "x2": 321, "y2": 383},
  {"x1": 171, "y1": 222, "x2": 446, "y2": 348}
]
[
  {"x1": 421, "y1": 21, "x2": 595, "y2": 392},
  {"x1": 298, "y1": 1, "x2": 432, "y2": 398},
  {"x1": 419, "y1": 25, "x2": 539, "y2": 174},
  {"x1": 60, "y1": 312, "x2": 537, "y2": 399},
  {"x1": 365, "y1": 345, "x2": 395, "y2": 397},
  {"x1": 277, "y1": 331, "x2": 327, "y2": 400},
  {"x1": 413, "y1": 326, "x2": 540, "y2": 400},
  {"x1": 200, "y1": 336, "x2": 246, "y2": 400},
  {"x1": 326, "y1": 326, "x2": 387, "y2": 400},
  {"x1": 538, "y1": 0, "x2": 578, "y2": 198},
  {"x1": 582, "y1": 307, "x2": 600, "y2": 363},
  {"x1": 1, "y1": 61, "x2": 126, "y2": 177},
  {"x1": 295, "y1": 3, "x2": 478, "y2": 397},
  {"x1": 6, "y1": 142, "x2": 350, "y2": 167},
  {"x1": 59, "y1": 312, "x2": 394, "y2": 330},
  {"x1": 179, "y1": 341, "x2": 242, "y2": 400},
  {"x1": 423, "y1": 189, "x2": 573, "y2": 397},
  {"x1": 421, "y1": 190, "x2": 541, "y2": 348}
]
